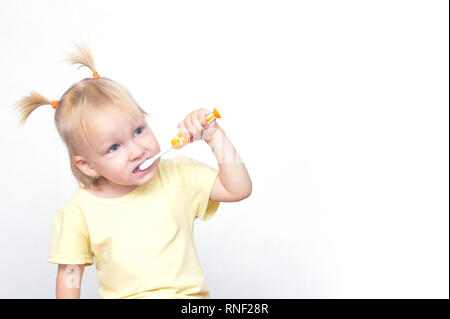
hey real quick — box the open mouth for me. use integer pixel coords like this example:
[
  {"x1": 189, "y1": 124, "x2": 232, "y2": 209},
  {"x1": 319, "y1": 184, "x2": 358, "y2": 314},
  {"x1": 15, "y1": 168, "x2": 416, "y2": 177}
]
[
  {"x1": 133, "y1": 159, "x2": 154, "y2": 174},
  {"x1": 133, "y1": 165, "x2": 149, "y2": 174}
]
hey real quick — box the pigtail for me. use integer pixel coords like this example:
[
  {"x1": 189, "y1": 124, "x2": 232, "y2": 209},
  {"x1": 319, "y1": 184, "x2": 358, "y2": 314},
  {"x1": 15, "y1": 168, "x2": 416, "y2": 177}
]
[
  {"x1": 15, "y1": 91, "x2": 53, "y2": 127},
  {"x1": 65, "y1": 42, "x2": 97, "y2": 74}
]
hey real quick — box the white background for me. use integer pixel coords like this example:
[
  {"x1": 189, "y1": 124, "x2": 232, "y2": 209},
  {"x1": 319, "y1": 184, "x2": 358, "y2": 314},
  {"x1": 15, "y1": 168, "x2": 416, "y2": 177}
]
[{"x1": 0, "y1": 0, "x2": 448, "y2": 298}]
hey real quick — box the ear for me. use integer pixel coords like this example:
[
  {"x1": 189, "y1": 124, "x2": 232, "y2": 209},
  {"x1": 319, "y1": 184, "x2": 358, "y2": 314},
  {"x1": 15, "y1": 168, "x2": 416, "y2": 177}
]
[{"x1": 73, "y1": 155, "x2": 99, "y2": 178}]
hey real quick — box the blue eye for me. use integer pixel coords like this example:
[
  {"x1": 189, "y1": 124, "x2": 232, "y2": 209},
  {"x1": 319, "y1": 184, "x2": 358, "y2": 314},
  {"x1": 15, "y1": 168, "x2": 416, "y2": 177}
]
[
  {"x1": 108, "y1": 144, "x2": 119, "y2": 153},
  {"x1": 134, "y1": 127, "x2": 144, "y2": 136},
  {"x1": 107, "y1": 127, "x2": 143, "y2": 154}
]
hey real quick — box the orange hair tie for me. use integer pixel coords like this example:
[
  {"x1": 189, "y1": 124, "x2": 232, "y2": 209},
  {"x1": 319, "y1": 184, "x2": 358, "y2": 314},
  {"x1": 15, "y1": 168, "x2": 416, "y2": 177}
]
[
  {"x1": 51, "y1": 100, "x2": 59, "y2": 109},
  {"x1": 93, "y1": 71, "x2": 100, "y2": 79}
]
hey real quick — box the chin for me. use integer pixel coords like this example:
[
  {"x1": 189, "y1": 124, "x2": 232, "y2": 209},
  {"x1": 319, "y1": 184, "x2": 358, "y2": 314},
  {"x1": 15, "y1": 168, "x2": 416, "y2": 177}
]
[{"x1": 137, "y1": 158, "x2": 160, "y2": 184}]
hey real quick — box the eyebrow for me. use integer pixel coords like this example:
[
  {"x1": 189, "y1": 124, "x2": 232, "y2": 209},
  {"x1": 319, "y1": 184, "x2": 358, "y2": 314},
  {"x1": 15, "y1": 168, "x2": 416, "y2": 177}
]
[{"x1": 98, "y1": 134, "x2": 121, "y2": 147}]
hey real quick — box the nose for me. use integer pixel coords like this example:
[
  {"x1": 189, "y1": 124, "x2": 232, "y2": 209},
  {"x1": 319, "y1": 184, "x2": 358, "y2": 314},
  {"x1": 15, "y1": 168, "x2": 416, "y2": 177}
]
[{"x1": 128, "y1": 141, "x2": 146, "y2": 161}]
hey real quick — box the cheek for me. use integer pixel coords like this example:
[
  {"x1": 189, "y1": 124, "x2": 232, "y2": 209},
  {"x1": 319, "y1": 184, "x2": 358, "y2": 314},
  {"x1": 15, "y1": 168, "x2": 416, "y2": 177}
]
[
  {"x1": 146, "y1": 135, "x2": 160, "y2": 151},
  {"x1": 153, "y1": 140, "x2": 161, "y2": 152},
  {"x1": 100, "y1": 154, "x2": 125, "y2": 167},
  {"x1": 99, "y1": 158, "x2": 118, "y2": 171}
]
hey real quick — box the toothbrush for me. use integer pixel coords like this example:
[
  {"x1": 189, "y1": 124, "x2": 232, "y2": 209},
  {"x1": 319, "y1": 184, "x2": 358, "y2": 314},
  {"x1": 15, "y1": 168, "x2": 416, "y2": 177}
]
[{"x1": 138, "y1": 108, "x2": 221, "y2": 170}]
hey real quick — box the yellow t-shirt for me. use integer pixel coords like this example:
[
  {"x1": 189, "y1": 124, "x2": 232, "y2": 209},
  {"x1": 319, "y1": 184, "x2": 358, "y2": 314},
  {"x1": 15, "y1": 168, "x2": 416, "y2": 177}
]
[{"x1": 48, "y1": 155, "x2": 220, "y2": 299}]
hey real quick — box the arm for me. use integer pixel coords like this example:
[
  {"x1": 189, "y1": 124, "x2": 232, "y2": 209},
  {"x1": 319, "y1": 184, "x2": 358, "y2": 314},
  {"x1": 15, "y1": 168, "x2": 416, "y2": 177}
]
[
  {"x1": 55, "y1": 264, "x2": 85, "y2": 299},
  {"x1": 177, "y1": 109, "x2": 252, "y2": 202},
  {"x1": 205, "y1": 124, "x2": 252, "y2": 202}
]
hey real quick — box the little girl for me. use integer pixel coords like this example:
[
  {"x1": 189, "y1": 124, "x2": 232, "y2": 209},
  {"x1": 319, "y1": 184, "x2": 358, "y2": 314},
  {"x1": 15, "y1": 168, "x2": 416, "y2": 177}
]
[{"x1": 16, "y1": 43, "x2": 252, "y2": 299}]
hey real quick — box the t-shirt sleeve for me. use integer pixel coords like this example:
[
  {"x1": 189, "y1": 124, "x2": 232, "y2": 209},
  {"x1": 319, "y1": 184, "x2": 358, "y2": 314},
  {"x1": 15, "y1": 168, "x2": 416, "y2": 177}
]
[
  {"x1": 48, "y1": 204, "x2": 94, "y2": 266},
  {"x1": 173, "y1": 155, "x2": 220, "y2": 221}
]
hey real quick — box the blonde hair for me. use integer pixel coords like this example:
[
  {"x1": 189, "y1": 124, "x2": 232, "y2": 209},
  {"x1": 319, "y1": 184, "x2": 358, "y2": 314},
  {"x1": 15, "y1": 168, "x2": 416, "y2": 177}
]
[{"x1": 15, "y1": 43, "x2": 148, "y2": 190}]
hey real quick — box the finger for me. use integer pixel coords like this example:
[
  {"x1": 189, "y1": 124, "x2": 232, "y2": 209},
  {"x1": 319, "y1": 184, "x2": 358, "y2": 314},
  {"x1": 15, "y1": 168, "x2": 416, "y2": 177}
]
[
  {"x1": 184, "y1": 115, "x2": 197, "y2": 142},
  {"x1": 175, "y1": 123, "x2": 189, "y2": 149},
  {"x1": 198, "y1": 108, "x2": 210, "y2": 127},
  {"x1": 188, "y1": 113, "x2": 203, "y2": 142},
  {"x1": 192, "y1": 118, "x2": 203, "y2": 141},
  {"x1": 177, "y1": 122, "x2": 190, "y2": 142}
]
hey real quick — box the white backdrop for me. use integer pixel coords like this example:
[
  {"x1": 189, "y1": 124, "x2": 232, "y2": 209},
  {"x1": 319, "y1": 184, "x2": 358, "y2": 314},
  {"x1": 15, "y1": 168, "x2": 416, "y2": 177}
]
[{"x1": 0, "y1": 0, "x2": 448, "y2": 298}]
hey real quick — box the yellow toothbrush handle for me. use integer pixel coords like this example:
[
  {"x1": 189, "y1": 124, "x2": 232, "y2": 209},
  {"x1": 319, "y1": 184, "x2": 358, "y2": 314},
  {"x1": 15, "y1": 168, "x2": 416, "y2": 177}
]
[
  {"x1": 205, "y1": 108, "x2": 221, "y2": 125},
  {"x1": 170, "y1": 108, "x2": 221, "y2": 149},
  {"x1": 170, "y1": 132, "x2": 190, "y2": 149}
]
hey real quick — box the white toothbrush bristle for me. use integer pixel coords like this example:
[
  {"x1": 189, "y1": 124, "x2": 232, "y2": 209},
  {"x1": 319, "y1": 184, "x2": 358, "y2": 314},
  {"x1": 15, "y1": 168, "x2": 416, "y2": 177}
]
[
  {"x1": 139, "y1": 159, "x2": 153, "y2": 170},
  {"x1": 138, "y1": 149, "x2": 170, "y2": 171}
]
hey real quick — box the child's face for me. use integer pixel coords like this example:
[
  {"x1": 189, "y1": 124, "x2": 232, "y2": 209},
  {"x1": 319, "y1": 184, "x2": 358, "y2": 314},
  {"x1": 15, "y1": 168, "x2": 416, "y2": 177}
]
[{"x1": 75, "y1": 109, "x2": 161, "y2": 190}]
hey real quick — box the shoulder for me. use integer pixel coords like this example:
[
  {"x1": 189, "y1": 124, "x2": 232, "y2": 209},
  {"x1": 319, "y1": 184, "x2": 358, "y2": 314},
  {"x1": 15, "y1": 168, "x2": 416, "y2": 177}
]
[
  {"x1": 162, "y1": 155, "x2": 195, "y2": 165},
  {"x1": 55, "y1": 189, "x2": 86, "y2": 219},
  {"x1": 157, "y1": 155, "x2": 188, "y2": 184},
  {"x1": 158, "y1": 155, "x2": 209, "y2": 184},
  {"x1": 161, "y1": 155, "x2": 215, "y2": 175},
  {"x1": 166, "y1": 155, "x2": 212, "y2": 169},
  {"x1": 51, "y1": 191, "x2": 90, "y2": 235}
]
